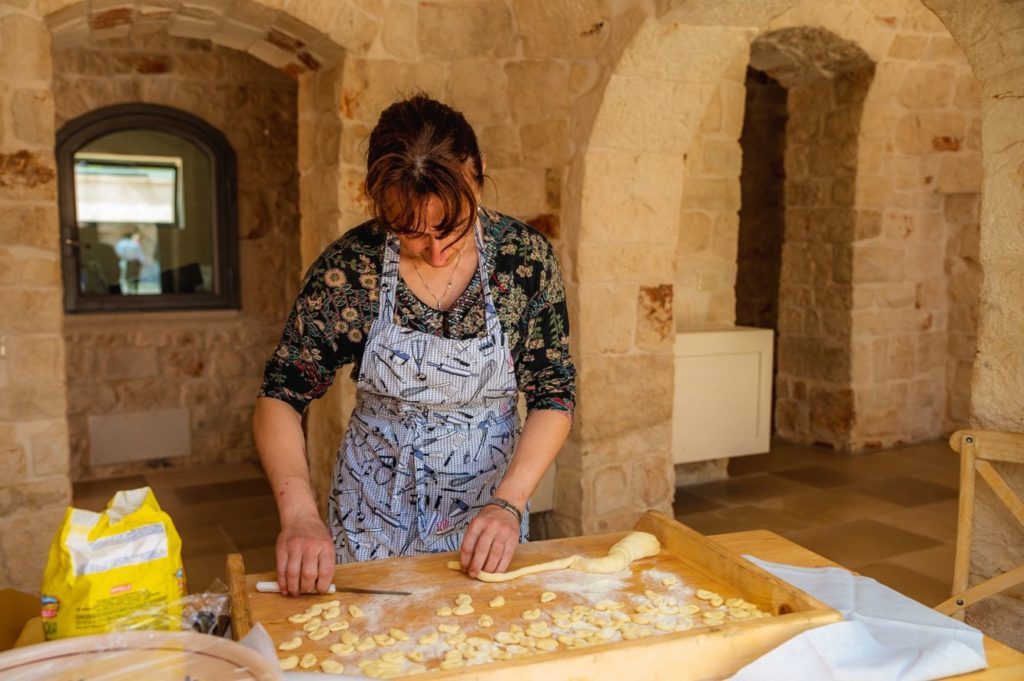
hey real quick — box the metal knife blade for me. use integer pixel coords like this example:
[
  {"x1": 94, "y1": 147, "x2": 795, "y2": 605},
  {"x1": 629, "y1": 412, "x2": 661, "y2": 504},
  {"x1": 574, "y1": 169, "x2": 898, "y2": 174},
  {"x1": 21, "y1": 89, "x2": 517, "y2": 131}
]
[{"x1": 255, "y1": 581, "x2": 411, "y2": 596}]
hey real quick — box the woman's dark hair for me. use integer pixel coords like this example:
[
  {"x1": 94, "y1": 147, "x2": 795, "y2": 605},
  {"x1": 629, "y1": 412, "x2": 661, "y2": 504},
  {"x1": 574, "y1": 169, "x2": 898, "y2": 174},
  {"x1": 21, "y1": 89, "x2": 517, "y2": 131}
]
[{"x1": 365, "y1": 94, "x2": 484, "y2": 239}]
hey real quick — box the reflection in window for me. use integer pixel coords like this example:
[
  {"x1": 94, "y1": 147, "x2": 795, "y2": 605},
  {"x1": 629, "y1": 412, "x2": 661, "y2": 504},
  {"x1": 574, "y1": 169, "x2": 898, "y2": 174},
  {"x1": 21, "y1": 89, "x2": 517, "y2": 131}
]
[
  {"x1": 75, "y1": 155, "x2": 181, "y2": 295},
  {"x1": 57, "y1": 104, "x2": 238, "y2": 312}
]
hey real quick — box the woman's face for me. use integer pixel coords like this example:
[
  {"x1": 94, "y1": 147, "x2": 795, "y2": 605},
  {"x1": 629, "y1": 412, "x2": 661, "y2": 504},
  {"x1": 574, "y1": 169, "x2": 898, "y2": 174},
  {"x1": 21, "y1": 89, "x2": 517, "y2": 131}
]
[{"x1": 393, "y1": 195, "x2": 474, "y2": 268}]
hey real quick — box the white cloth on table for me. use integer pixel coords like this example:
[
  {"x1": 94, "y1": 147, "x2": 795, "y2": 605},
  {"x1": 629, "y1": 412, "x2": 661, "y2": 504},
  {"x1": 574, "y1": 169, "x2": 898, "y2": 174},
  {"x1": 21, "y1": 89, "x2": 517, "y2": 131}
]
[{"x1": 729, "y1": 556, "x2": 987, "y2": 681}]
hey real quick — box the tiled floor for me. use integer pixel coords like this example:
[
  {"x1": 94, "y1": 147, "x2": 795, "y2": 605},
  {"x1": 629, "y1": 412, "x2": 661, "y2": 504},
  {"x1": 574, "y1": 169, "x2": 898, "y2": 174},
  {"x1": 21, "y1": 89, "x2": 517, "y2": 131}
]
[
  {"x1": 71, "y1": 438, "x2": 962, "y2": 607},
  {"x1": 674, "y1": 439, "x2": 961, "y2": 606}
]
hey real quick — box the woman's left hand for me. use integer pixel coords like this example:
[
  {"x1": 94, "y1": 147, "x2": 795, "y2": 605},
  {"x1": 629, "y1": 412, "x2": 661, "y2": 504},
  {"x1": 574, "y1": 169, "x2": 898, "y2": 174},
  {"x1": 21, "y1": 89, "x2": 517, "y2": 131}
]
[{"x1": 459, "y1": 504, "x2": 521, "y2": 578}]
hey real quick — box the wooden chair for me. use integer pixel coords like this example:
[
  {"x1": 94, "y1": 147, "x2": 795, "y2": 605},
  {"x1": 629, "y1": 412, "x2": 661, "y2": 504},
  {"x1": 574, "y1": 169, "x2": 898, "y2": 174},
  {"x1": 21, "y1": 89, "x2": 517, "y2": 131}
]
[{"x1": 936, "y1": 429, "x2": 1024, "y2": 617}]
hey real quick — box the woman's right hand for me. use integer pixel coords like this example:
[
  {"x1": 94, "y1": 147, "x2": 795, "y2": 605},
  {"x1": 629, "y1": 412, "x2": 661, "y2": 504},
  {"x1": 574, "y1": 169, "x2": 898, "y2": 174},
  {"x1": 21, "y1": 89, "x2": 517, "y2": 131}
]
[{"x1": 276, "y1": 512, "x2": 336, "y2": 596}]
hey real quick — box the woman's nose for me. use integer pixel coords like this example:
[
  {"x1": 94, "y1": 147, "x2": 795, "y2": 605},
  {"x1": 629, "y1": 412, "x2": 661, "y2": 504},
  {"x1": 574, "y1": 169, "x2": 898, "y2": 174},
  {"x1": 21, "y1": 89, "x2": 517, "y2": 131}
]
[{"x1": 427, "y1": 240, "x2": 446, "y2": 266}]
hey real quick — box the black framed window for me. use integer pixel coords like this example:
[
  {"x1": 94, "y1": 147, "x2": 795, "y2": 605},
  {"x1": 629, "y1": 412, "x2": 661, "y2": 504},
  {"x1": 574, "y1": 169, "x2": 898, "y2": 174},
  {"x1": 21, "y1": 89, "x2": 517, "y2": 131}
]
[{"x1": 57, "y1": 103, "x2": 239, "y2": 312}]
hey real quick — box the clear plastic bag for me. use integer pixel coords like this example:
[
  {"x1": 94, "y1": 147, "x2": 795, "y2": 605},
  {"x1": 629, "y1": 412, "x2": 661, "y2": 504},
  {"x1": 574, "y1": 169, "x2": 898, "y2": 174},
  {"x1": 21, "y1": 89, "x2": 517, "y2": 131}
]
[{"x1": 109, "y1": 580, "x2": 231, "y2": 637}]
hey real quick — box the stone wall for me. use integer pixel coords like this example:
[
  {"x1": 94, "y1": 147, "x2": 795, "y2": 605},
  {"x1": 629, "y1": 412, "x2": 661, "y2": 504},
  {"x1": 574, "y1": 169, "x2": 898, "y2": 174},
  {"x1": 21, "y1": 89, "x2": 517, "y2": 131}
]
[
  {"x1": 735, "y1": 69, "x2": 787, "y2": 333},
  {"x1": 0, "y1": 6, "x2": 71, "y2": 593},
  {"x1": 674, "y1": 62, "x2": 747, "y2": 329},
  {"x1": 920, "y1": 0, "x2": 1024, "y2": 651},
  {"x1": 53, "y1": 33, "x2": 301, "y2": 481},
  {"x1": 776, "y1": 66, "x2": 871, "y2": 449},
  {"x1": 845, "y1": 5, "x2": 982, "y2": 450}
]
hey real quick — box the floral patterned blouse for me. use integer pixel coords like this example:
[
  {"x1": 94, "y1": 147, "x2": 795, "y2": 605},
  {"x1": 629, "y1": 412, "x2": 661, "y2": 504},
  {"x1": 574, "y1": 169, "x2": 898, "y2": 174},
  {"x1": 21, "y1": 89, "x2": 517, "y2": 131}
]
[{"x1": 259, "y1": 208, "x2": 576, "y2": 417}]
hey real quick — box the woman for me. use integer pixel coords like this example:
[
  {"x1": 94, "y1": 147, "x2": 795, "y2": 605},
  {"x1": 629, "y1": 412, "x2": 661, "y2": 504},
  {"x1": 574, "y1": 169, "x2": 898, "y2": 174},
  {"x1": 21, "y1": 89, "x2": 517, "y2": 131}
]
[{"x1": 255, "y1": 95, "x2": 575, "y2": 596}]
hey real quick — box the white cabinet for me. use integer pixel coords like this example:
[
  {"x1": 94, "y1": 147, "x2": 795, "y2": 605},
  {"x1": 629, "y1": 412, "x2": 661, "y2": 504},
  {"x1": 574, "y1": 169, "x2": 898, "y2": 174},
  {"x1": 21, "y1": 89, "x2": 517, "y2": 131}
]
[{"x1": 672, "y1": 326, "x2": 774, "y2": 464}]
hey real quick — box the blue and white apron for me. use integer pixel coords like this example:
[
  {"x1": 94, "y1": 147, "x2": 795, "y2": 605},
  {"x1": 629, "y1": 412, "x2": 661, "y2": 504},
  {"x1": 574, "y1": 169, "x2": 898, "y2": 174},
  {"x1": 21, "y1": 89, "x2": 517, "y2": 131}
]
[{"x1": 328, "y1": 215, "x2": 527, "y2": 563}]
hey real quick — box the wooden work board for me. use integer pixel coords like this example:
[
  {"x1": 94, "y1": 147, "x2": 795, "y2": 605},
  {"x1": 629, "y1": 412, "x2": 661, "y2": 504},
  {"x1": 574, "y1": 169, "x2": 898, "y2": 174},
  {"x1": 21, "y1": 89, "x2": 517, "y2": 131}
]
[{"x1": 227, "y1": 511, "x2": 841, "y2": 680}]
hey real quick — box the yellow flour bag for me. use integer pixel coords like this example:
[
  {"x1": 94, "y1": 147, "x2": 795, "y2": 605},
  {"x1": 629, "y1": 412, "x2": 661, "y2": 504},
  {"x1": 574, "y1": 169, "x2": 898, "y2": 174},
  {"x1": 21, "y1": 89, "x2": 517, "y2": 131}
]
[{"x1": 40, "y1": 487, "x2": 186, "y2": 640}]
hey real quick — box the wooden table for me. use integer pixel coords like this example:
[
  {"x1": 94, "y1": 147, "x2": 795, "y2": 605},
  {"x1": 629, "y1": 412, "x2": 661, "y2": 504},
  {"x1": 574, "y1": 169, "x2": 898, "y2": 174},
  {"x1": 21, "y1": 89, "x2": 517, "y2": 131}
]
[{"x1": 710, "y1": 530, "x2": 1024, "y2": 680}]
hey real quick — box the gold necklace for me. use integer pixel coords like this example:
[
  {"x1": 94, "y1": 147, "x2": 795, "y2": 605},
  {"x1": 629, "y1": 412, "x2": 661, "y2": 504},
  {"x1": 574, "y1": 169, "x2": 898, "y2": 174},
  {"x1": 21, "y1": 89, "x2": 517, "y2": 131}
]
[{"x1": 411, "y1": 232, "x2": 470, "y2": 310}]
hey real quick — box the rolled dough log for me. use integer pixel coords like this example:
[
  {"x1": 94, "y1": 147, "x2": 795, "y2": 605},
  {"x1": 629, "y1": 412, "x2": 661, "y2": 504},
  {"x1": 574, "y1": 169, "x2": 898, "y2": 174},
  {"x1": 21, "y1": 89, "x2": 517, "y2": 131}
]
[{"x1": 446, "y1": 531, "x2": 661, "y2": 583}]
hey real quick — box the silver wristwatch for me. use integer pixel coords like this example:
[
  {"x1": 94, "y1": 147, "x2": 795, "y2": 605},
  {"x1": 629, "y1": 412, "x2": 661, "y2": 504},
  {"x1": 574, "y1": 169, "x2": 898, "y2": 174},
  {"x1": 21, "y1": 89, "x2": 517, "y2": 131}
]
[{"x1": 485, "y1": 497, "x2": 523, "y2": 525}]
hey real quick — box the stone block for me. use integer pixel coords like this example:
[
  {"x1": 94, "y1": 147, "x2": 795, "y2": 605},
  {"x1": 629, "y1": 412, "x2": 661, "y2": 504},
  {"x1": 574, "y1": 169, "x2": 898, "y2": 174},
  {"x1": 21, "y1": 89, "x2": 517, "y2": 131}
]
[
  {"x1": 11, "y1": 89, "x2": 55, "y2": 147},
  {"x1": 680, "y1": 176, "x2": 740, "y2": 213},
  {"x1": 380, "y1": 0, "x2": 417, "y2": 60},
  {"x1": 954, "y1": 72, "x2": 982, "y2": 110},
  {"x1": 854, "y1": 174, "x2": 894, "y2": 210},
  {"x1": 887, "y1": 34, "x2": 927, "y2": 60},
  {"x1": 588, "y1": 509, "x2": 646, "y2": 535},
  {"x1": 0, "y1": 445, "x2": 27, "y2": 482},
  {"x1": 906, "y1": 242, "x2": 944, "y2": 279},
  {"x1": 9, "y1": 336, "x2": 65, "y2": 385},
  {"x1": 580, "y1": 148, "x2": 684, "y2": 243},
  {"x1": 0, "y1": 204, "x2": 58, "y2": 251},
  {"x1": 700, "y1": 137, "x2": 741, "y2": 176},
  {"x1": 938, "y1": 153, "x2": 982, "y2": 193},
  {"x1": 339, "y1": 58, "x2": 446, "y2": 123},
  {"x1": 417, "y1": 0, "x2": 515, "y2": 59},
  {"x1": 483, "y1": 168, "x2": 546, "y2": 218},
  {"x1": 0, "y1": 477, "x2": 70, "y2": 516},
  {"x1": 591, "y1": 75, "x2": 711, "y2": 154},
  {"x1": 447, "y1": 59, "x2": 510, "y2": 126},
  {"x1": 894, "y1": 112, "x2": 966, "y2": 155},
  {"x1": 573, "y1": 420, "x2": 671, "y2": 471},
  {"x1": 576, "y1": 242, "x2": 674, "y2": 284},
  {"x1": 853, "y1": 244, "x2": 905, "y2": 283},
  {"x1": 520, "y1": 119, "x2": 572, "y2": 169},
  {"x1": 635, "y1": 285, "x2": 672, "y2": 352},
  {"x1": 924, "y1": 35, "x2": 967, "y2": 62},
  {"x1": 23, "y1": 418, "x2": 70, "y2": 477},
  {"x1": 0, "y1": 15, "x2": 52, "y2": 83},
  {"x1": 631, "y1": 455, "x2": 673, "y2": 509},
  {"x1": 0, "y1": 290, "x2": 61, "y2": 334},
  {"x1": 96, "y1": 347, "x2": 158, "y2": 381},
  {"x1": 590, "y1": 464, "x2": 628, "y2": 516},
  {"x1": 0, "y1": 149, "x2": 57, "y2": 201},
  {"x1": 515, "y1": 0, "x2": 609, "y2": 59},
  {"x1": 710, "y1": 211, "x2": 739, "y2": 260},
  {"x1": 808, "y1": 387, "x2": 854, "y2": 441},
  {"x1": 477, "y1": 123, "x2": 521, "y2": 168},
  {"x1": 0, "y1": 506, "x2": 67, "y2": 592},
  {"x1": 886, "y1": 334, "x2": 915, "y2": 380},
  {"x1": 575, "y1": 353, "x2": 672, "y2": 443},
  {"x1": 550, "y1": 463, "x2": 584, "y2": 520},
  {"x1": 719, "y1": 81, "x2": 747, "y2": 139},
  {"x1": 505, "y1": 61, "x2": 570, "y2": 124},
  {"x1": 698, "y1": 87, "x2": 722, "y2": 135},
  {"x1": 856, "y1": 408, "x2": 899, "y2": 438},
  {"x1": 898, "y1": 64, "x2": 955, "y2": 109},
  {"x1": 575, "y1": 283, "x2": 636, "y2": 355},
  {"x1": 677, "y1": 211, "x2": 713, "y2": 255},
  {"x1": 325, "y1": 1, "x2": 380, "y2": 54},
  {"x1": 944, "y1": 193, "x2": 980, "y2": 224}
]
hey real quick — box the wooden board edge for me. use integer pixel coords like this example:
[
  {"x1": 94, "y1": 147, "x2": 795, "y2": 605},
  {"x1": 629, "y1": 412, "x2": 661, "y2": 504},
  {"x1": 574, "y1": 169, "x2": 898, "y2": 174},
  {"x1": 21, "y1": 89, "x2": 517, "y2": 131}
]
[
  {"x1": 633, "y1": 510, "x2": 837, "y2": 615},
  {"x1": 426, "y1": 601, "x2": 842, "y2": 681},
  {"x1": 226, "y1": 553, "x2": 253, "y2": 642}
]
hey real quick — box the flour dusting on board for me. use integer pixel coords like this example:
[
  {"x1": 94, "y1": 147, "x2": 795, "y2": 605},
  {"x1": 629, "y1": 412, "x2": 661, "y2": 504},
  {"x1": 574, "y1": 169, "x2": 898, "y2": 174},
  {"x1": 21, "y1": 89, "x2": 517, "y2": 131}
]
[{"x1": 517, "y1": 569, "x2": 632, "y2": 602}]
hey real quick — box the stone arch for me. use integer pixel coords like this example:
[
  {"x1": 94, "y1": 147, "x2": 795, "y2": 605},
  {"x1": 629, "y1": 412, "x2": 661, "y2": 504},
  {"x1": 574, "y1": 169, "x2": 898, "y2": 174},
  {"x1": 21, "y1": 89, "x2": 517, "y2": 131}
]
[
  {"x1": 0, "y1": 0, "x2": 384, "y2": 589},
  {"x1": 737, "y1": 27, "x2": 875, "y2": 451},
  {"x1": 919, "y1": 0, "x2": 1024, "y2": 650},
  {"x1": 563, "y1": 0, "x2": 982, "y2": 534}
]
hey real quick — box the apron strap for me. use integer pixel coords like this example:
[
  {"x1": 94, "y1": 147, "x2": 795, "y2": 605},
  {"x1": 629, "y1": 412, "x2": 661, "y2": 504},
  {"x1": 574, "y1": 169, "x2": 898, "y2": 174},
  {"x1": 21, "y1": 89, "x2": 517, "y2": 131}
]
[
  {"x1": 473, "y1": 211, "x2": 505, "y2": 343},
  {"x1": 377, "y1": 234, "x2": 401, "y2": 322}
]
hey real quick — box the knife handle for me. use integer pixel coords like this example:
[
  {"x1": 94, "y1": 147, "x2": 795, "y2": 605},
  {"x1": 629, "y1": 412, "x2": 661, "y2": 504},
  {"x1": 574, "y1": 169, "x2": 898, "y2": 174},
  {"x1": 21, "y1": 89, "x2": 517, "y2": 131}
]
[{"x1": 256, "y1": 581, "x2": 336, "y2": 594}]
